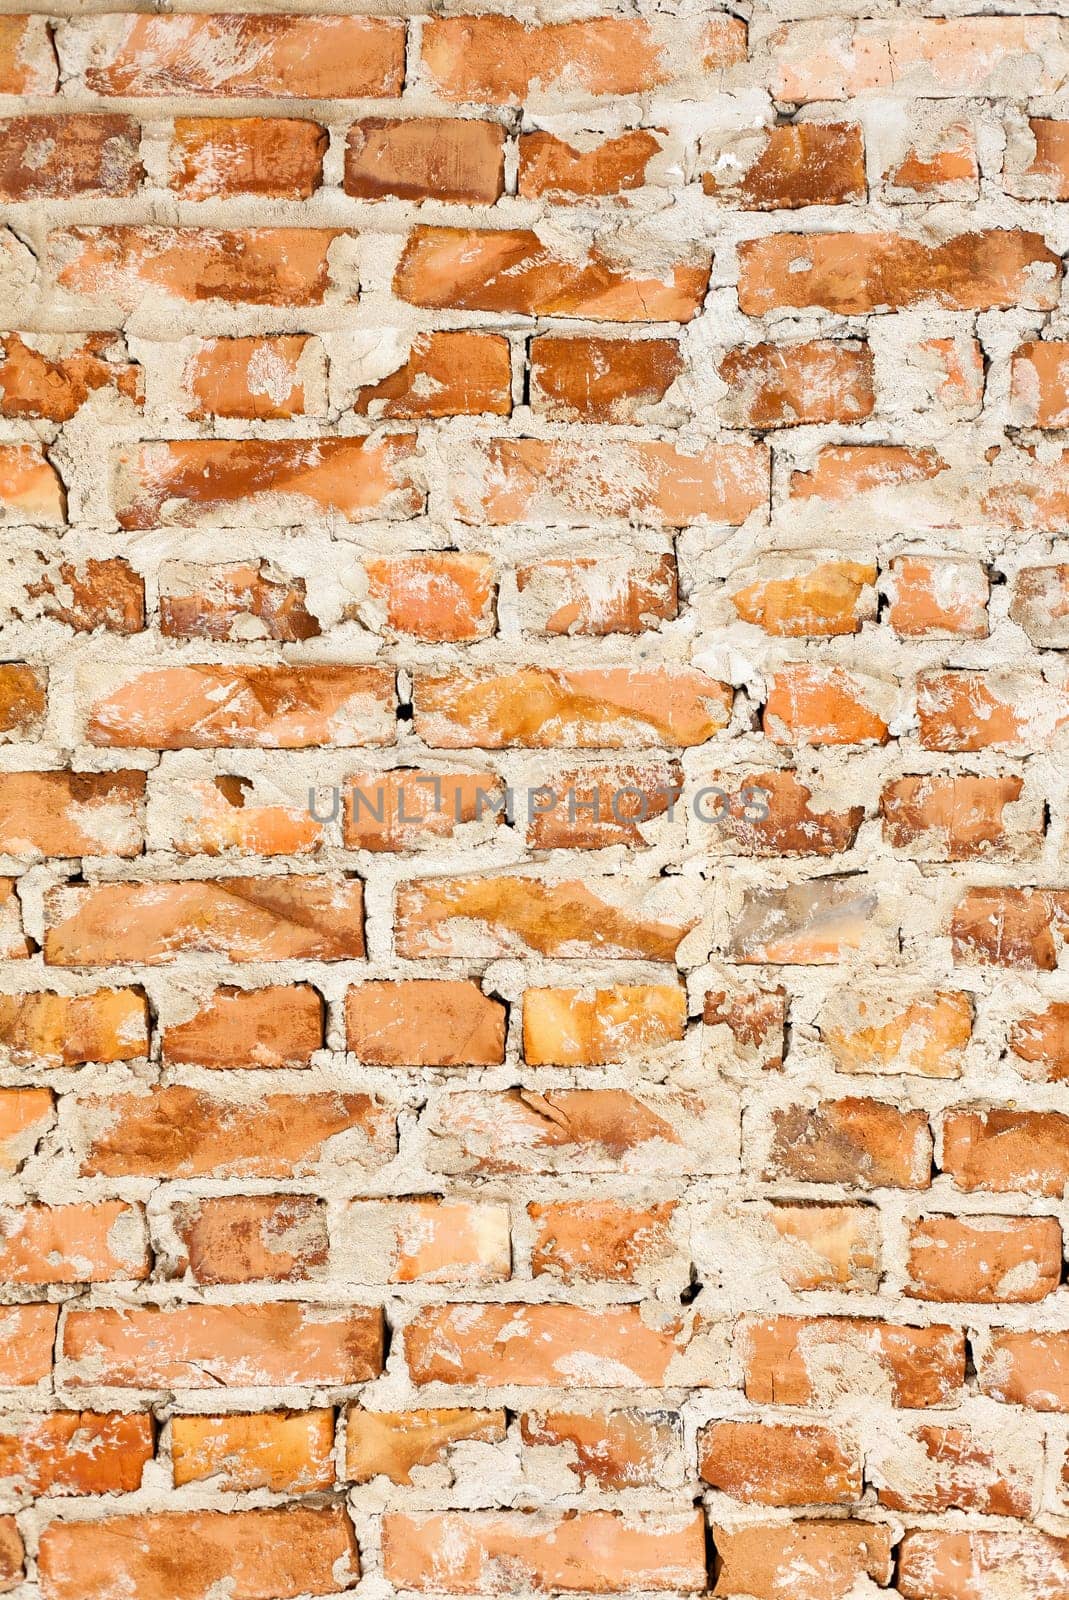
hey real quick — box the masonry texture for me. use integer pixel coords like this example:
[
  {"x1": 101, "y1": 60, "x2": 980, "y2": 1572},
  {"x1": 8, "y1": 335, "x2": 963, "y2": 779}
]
[{"x1": 1, "y1": 3, "x2": 1069, "y2": 1598}]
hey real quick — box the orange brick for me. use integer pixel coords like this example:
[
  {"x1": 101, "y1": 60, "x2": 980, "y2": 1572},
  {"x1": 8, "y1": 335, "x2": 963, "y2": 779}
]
[
  {"x1": 703, "y1": 984, "x2": 787, "y2": 1074},
  {"x1": 419, "y1": 15, "x2": 745, "y2": 102},
  {"x1": 350, "y1": 331, "x2": 512, "y2": 419},
  {"x1": 171, "y1": 1194, "x2": 328, "y2": 1284},
  {"x1": 75, "y1": 1086, "x2": 391, "y2": 1179},
  {"x1": 158, "y1": 561, "x2": 319, "y2": 642},
  {"x1": 528, "y1": 1199, "x2": 678, "y2": 1283},
  {"x1": 0, "y1": 1412, "x2": 153, "y2": 1496},
  {"x1": 28, "y1": 557, "x2": 145, "y2": 634},
  {"x1": 519, "y1": 1410, "x2": 682, "y2": 1490},
  {"x1": 731, "y1": 558, "x2": 876, "y2": 636},
  {"x1": 906, "y1": 1214, "x2": 1061, "y2": 1303},
  {"x1": 0, "y1": 989, "x2": 148, "y2": 1067},
  {"x1": 976, "y1": 1330, "x2": 1069, "y2": 1412},
  {"x1": 764, "y1": 1098, "x2": 932, "y2": 1188},
  {"x1": 819, "y1": 988, "x2": 972, "y2": 1078},
  {"x1": 918, "y1": 670, "x2": 1069, "y2": 753},
  {"x1": 51, "y1": 227, "x2": 349, "y2": 313},
  {"x1": 396, "y1": 875, "x2": 693, "y2": 962},
  {"x1": 0, "y1": 1519, "x2": 19, "y2": 1590},
  {"x1": 0, "y1": 333, "x2": 141, "y2": 421},
  {"x1": 345, "y1": 118, "x2": 504, "y2": 203},
  {"x1": 718, "y1": 340, "x2": 873, "y2": 427},
  {"x1": 874, "y1": 1423, "x2": 1036, "y2": 1515},
  {"x1": 699, "y1": 1420, "x2": 860, "y2": 1505},
  {"x1": 731, "y1": 876, "x2": 888, "y2": 965},
  {"x1": 772, "y1": 16, "x2": 1063, "y2": 100},
  {"x1": 900, "y1": 1531, "x2": 1069, "y2": 1600},
  {"x1": 80, "y1": 13, "x2": 405, "y2": 97},
  {"x1": 702, "y1": 123, "x2": 865, "y2": 207},
  {"x1": 882, "y1": 773, "x2": 1037, "y2": 860},
  {"x1": 525, "y1": 758, "x2": 683, "y2": 850},
  {"x1": 712, "y1": 1522, "x2": 892, "y2": 1600},
  {"x1": 523, "y1": 984, "x2": 685, "y2": 1065},
  {"x1": 172, "y1": 1411, "x2": 335, "y2": 1493},
  {"x1": 885, "y1": 120, "x2": 977, "y2": 196},
  {"x1": 85, "y1": 664, "x2": 393, "y2": 749},
  {"x1": 346, "y1": 980, "x2": 505, "y2": 1066},
  {"x1": 951, "y1": 887, "x2": 1067, "y2": 970},
  {"x1": 702, "y1": 769, "x2": 863, "y2": 856},
  {"x1": 517, "y1": 552, "x2": 677, "y2": 635},
  {"x1": 743, "y1": 1316, "x2": 965, "y2": 1407},
  {"x1": 414, "y1": 667, "x2": 731, "y2": 748},
  {"x1": 0, "y1": 770, "x2": 144, "y2": 858},
  {"x1": 342, "y1": 1198, "x2": 510, "y2": 1284},
  {"x1": 383, "y1": 1510, "x2": 706, "y2": 1593},
  {"x1": 0, "y1": 1089, "x2": 54, "y2": 1175},
  {"x1": 115, "y1": 437, "x2": 420, "y2": 529},
  {"x1": 0, "y1": 1304, "x2": 58, "y2": 1386},
  {"x1": 1008, "y1": 1001, "x2": 1069, "y2": 1082},
  {"x1": 346, "y1": 1408, "x2": 505, "y2": 1485},
  {"x1": 169, "y1": 117, "x2": 325, "y2": 200},
  {"x1": 0, "y1": 1200, "x2": 147, "y2": 1284},
  {"x1": 453, "y1": 438, "x2": 767, "y2": 526},
  {"x1": 0, "y1": 15, "x2": 56, "y2": 94},
  {"x1": 767, "y1": 1202, "x2": 881, "y2": 1291},
  {"x1": 62, "y1": 1303, "x2": 383, "y2": 1389},
  {"x1": 0, "y1": 445, "x2": 65, "y2": 525},
  {"x1": 364, "y1": 553, "x2": 495, "y2": 642},
  {"x1": 738, "y1": 230, "x2": 1060, "y2": 314},
  {"x1": 162, "y1": 985, "x2": 324, "y2": 1068},
  {"x1": 887, "y1": 555, "x2": 990, "y2": 637},
  {"x1": 1011, "y1": 564, "x2": 1069, "y2": 646},
  {"x1": 394, "y1": 227, "x2": 709, "y2": 321},
  {"x1": 38, "y1": 1506, "x2": 358, "y2": 1600},
  {"x1": 405, "y1": 1303, "x2": 697, "y2": 1387},
  {"x1": 0, "y1": 114, "x2": 140, "y2": 200},
  {"x1": 941, "y1": 1109, "x2": 1069, "y2": 1196},
  {"x1": 0, "y1": 665, "x2": 46, "y2": 737},
  {"x1": 518, "y1": 130, "x2": 665, "y2": 201},
  {"x1": 763, "y1": 664, "x2": 891, "y2": 746},
  {"x1": 529, "y1": 336, "x2": 683, "y2": 422},
  {"x1": 180, "y1": 337, "x2": 316, "y2": 421}
]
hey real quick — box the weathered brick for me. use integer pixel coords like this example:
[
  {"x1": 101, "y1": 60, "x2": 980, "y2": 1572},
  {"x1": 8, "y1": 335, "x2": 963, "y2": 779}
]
[
  {"x1": 0, "y1": 1412, "x2": 153, "y2": 1496},
  {"x1": 528, "y1": 1199, "x2": 679, "y2": 1282},
  {"x1": 712, "y1": 1522, "x2": 892, "y2": 1600},
  {"x1": 347, "y1": 980, "x2": 505, "y2": 1066},
  {"x1": 161, "y1": 984, "x2": 323, "y2": 1068},
  {"x1": 518, "y1": 130, "x2": 665, "y2": 201},
  {"x1": 169, "y1": 117, "x2": 326, "y2": 200},
  {"x1": 743, "y1": 1316, "x2": 965, "y2": 1407},
  {"x1": 0, "y1": 1200, "x2": 147, "y2": 1283},
  {"x1": 529, "y1": 336, "x2": 683, "y2": 422},
  {"x1": 0, "y1": 333, "x2": 141, "y2": 420},
  {"x1": 519, "y1": 1410, "x2": 682, "y2": 1489},
  {"x1": 906, "y1": 1214, "x2": 1062, "y2": 1302},
  {"x1": 346, "y1": 1409, "x2": 506, "y2": 1485},
  {"x1": 172, "y1": 1411, "x2": 335, "y2": 1493},
  {"x1": 349, "y1": 332, "x2": 512, "y2": 419},
  {"x1": 345, "y1": 118, "x2": 504, "y2": 203},
  {"x1": 699, "y1": 1421, "x2": 860, "y2": 1505},
  {"x1": 702, "y1": 123, "x2": 865, "y2": 207},
  {"x1": 0, "y1": 114, "x2": 140, "y2": 200},
  {"x1": 0, "y1": 770, "x2": 144, "y2": 858},
  {"x1": 898, "y1": 1530, "x2": 1069, "y2": 1600}
]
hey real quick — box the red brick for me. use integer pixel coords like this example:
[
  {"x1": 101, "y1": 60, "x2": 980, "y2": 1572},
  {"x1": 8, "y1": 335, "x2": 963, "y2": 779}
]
[
  {"x1": 523, "y1": 984, "x2": 685, "y2": 1065},
  {"x1": 29, "y1": 557, "x2": 145, "y2": 634},
  {"x1": 941, "y1": 1108, "x2": 1069, "y2": 1196},
  {"x1": 0, "y1": 770, "x2": 144, "y2": 858},
  {"x1": 887, "y1": 555, "x2": 990, "y2": 637},
  {"x1": 718, "y1": 341, "x2": 874, "y2": 427},
  {"x1": 529, "y1": 1199, "x2": 678, "y2": 1283},
  {"x1": 345, "y1": 118, "x2": 504, "y2": 203},
  {"x1": 342, "y1": 1198, "x2": 510, "y2": 1285},
  {"x1": 765, "y1": 1098, "x2": 932, "y2": 1188},
  {"x1": 1011, "y1": 564, "x2": 1069, "y2": 646},
  {"x1": 171, "y1": 1195, "x2": 328, "y2": 1285},
  {"x1": 699, "y1": 1421, "x2": 860, "y2": 1505},
  {"x1": 874, "y1": 1423, "x2": 1037, "y2": 1515},
  {"x1": 881, "y1": 773, "x2": 1037, "y2": 860},
  {"x1": 1008, "y1": 1002, "x2": 1069, "y2": 1082},
  {"x1": 976, "y1": 1330, "x2": 1069, "y2": 1412},
  {"x1": 0, "y1": 446, "x2": 65, "y2": 524},
  {"x1": 350, "y1": 332, "x2": 512, "y2": 419},
  {"x1": 0, "y1": 114, "x2": 140, "y2": 200},
  {"x1": 363, "y1": 553, "x2": 495, "y2": 642},
  {"x1": 712, "y1": 1522, "x2": 892, "y2": 1600},
  {"x1": 763, "y1": 664, "x2": 892, "y2": 746},
  {"x1": 906, "y1": 1214, "x2": 1061, "y2": 1302},
  {"x1": 0, "y1": 1089, "x2": 55, "y2": 1174},
  {"x1": 1009, "y1": 118, "x2": 1069, "y2": 201},
  {"x1": 0, "y1": 989, "x2": 147, "y2": 1067},
  {"x1": 519, "y1": 1410, "x2": 682, "y2": 1490},
  {"x1": 180, "y1": 337, "x2": 316, "y2": 422},
  {"x1": 159, "y1": 561, "x2": 319, "y2": 642}
]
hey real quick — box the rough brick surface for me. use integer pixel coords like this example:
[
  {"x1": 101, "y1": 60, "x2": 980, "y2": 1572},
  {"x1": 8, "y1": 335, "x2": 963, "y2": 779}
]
[{"x1": 1, "y1": 3, "x2": 1069, "y2": 1597}]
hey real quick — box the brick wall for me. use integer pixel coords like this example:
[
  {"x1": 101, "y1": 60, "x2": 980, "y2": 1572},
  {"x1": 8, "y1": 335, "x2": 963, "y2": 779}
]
[{"x1": 0, "y1": 5, "x2": 1068, "y2": 1598}]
